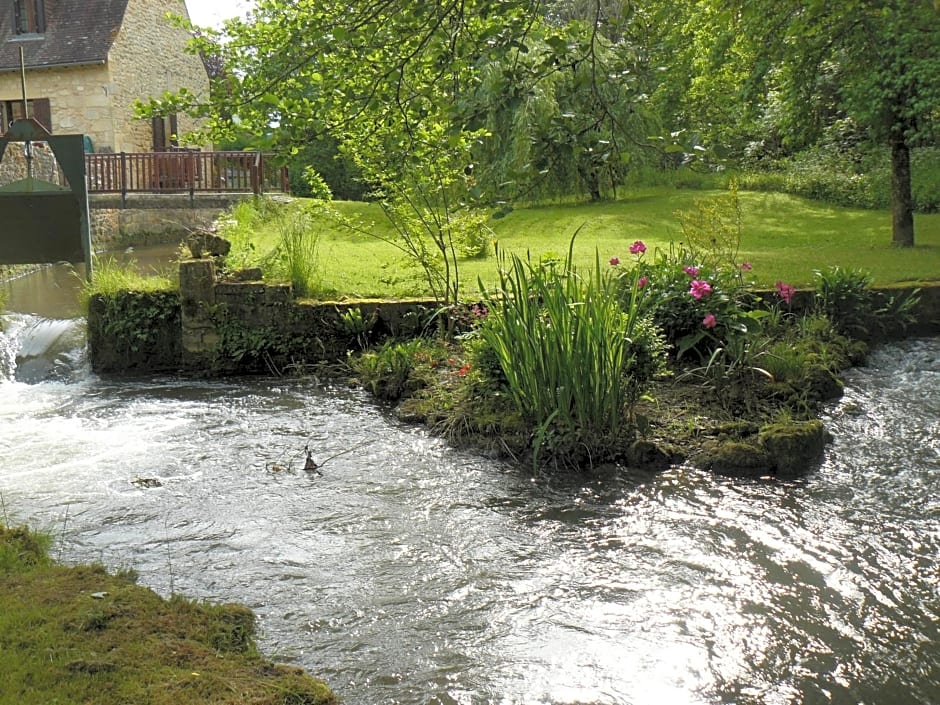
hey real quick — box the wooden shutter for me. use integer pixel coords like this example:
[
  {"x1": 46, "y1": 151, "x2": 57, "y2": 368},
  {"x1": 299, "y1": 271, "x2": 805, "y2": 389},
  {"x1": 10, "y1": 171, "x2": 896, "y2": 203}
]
[
  {"x1": 152, "y1": 116, "x2": 166, "y2": 151},
  {"x1": 13, "y1": 0, "x2": 44, "y2": 33},
  {"x1": 33, "y1": 0, "x2": 45, "y2": 33},
  {"x1": 32, "y1": 98, "x2": 51, "y2": 132}
]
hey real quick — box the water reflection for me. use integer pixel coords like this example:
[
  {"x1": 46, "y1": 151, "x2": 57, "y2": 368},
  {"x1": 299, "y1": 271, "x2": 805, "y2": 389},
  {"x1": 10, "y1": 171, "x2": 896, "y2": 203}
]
[{"x1": 1, "y1": 244, "x2": 178, "y2": 318}]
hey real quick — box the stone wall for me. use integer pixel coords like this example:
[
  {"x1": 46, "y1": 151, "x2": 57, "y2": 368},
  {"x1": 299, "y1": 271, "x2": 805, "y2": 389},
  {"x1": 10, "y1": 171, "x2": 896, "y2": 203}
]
[
  {"x1": 87, "y1": 260, "x2": 940, "y2": 377},
  {"x1": 89, "y1": 259, "x2": 438, "y2": 375},
  {"x1": 87, "y1": 194, "x2": 246, "y2": 250},
  {"x1": 107, "y1": 0, "x2": 209, "y2": 152},
  {"x1": 90, "y1": 206, "x2": 220, "y2": 250}
]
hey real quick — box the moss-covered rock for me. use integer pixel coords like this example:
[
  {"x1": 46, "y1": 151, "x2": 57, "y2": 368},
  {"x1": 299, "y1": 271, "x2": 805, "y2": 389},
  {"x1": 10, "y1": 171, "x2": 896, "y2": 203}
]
[
  {"x1": 801, "y1": 365, "x2": 845, "y2": 402},
  {"x1": 758, "y1": 420, "x2": 831, "y2": 476},
  {"x1": 697, "y1": 439, "x2": 772, "y2": 477},
  {"x1": 623, "y1": 439, "x2": 674, "y2": 471}
]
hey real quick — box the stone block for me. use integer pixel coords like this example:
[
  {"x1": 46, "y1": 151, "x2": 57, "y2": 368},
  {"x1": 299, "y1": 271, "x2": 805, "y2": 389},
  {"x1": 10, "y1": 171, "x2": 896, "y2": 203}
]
[
  {"x1": 265, "y1": 284, "x2": 293, "y2": 305},
  {"x1": 179, "y1": 259, "x2": 216, "y2": 305}
]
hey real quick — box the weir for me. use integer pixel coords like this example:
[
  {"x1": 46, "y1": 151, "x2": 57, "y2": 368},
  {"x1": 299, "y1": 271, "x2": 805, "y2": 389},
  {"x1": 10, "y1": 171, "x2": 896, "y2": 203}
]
[
  {"x1": 0, "y1": 117, "x2": 92, "y2": 276},
  {"x1": 0, "y1": 313, "x2": 86, "y2": 383}
]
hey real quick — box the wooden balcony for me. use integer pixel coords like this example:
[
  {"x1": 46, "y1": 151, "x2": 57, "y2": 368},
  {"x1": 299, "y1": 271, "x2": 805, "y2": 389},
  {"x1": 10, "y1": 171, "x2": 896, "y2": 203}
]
[{"x1": 85, "y1": 150, "x2": 289, "y2": 204}]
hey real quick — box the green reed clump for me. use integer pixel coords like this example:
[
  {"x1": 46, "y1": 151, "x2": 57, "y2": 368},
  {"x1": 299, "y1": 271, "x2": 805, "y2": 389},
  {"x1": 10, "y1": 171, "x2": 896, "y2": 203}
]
[
  {"x1": 479, "y1": 239, "x2": 640, "y2": 467},
  {"x1": 265, "y1": 206, "x2": 322, "y2": 297}
]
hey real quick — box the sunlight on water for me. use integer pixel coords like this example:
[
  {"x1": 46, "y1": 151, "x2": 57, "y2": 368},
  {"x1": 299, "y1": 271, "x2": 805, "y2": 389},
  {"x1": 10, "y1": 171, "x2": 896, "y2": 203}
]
[{"x1": 1, "y1": 324, "x2": 939, "y2": 705}]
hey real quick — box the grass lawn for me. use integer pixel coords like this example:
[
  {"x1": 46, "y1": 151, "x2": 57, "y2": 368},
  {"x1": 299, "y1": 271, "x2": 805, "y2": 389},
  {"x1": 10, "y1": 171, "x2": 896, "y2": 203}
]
[{"x1": 236, "y1": 187, "x2": 940, "y2": 299}]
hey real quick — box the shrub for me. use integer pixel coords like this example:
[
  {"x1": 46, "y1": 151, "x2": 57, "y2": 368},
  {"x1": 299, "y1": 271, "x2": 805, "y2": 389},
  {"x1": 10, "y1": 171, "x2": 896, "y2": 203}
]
[
  {"x1": 738, "y1": 145, "x2": 940, "y2": 213},
  {"x1": 618, "y1": 243, "x2": 756, "y2": 362}
]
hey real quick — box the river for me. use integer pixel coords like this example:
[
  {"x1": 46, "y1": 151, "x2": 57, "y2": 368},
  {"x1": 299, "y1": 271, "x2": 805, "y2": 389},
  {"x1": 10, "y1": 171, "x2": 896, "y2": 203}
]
[{"x1": 1, "y1": 264, "x2": 938, "y2": 704}]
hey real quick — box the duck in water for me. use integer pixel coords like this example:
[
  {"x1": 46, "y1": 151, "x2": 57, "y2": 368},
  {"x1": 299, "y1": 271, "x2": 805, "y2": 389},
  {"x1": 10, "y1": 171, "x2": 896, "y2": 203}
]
[{"x1": 304, "y1": 448, "x2": 322, "y2": 476}]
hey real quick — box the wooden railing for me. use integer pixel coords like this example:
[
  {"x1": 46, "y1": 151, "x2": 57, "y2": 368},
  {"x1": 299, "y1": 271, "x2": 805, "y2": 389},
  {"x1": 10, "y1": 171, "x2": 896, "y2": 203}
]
[{"x1": 85, "y1": 150, "x2": 289, "y2": 200}]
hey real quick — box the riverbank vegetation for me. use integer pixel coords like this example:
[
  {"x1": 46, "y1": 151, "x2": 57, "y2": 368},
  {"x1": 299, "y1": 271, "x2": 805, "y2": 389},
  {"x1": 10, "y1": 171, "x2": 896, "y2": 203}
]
[
  {"x1": 0, "y1": 523, "x2": 336, "y2": 705},
  {"x1": 347, "y1": 227, "x2": 913, "y2": 471},
  {"x1": 112, "y1": 0, "x2": 938, "y2": 468},
  {"x1": 80, "y1": 184, "x2": 927, "y2": 470}
]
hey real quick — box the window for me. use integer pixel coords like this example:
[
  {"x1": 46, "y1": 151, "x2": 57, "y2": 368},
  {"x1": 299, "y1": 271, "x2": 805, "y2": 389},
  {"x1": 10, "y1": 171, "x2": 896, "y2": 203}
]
[
  {"x1": 151, "y1": 114, "x2": 179, "y2": 151},
  {"x1": 2, "y1": 98, "x2": 52, "y2": 132},
  {"x1": 13, "y1": 0, "x2": 45, "y2": 34}
]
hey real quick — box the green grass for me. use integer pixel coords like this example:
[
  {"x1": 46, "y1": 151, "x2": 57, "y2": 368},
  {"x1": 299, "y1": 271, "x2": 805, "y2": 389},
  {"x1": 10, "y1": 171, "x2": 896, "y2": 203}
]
[
  {"x1": 226, "y1": 188, "x2": 940, "y2": 299},
  {"x1": 0, "y1": 523, "x2": 336, "y2": 705},
  {"x1": 80, "y1": 254, "x2": 178, "y2": 308}
]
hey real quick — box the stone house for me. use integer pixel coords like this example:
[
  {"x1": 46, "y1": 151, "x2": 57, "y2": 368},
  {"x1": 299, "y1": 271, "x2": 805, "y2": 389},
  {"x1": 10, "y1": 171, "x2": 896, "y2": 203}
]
[{"x1": 0, "y1": 0, "x2": 209, "y2": 153}]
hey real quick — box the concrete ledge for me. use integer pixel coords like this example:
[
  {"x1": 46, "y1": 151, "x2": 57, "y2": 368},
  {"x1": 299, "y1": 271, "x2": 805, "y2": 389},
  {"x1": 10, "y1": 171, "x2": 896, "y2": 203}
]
[{"x1": 89, "y1": 193, "x2": 256, "y2": 210}]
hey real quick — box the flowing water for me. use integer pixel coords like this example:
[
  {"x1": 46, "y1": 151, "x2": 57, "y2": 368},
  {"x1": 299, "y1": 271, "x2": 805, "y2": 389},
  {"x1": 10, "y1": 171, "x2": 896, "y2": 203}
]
[{"x1": 1, "y1": 268, "x2": 938, "y2": 704}]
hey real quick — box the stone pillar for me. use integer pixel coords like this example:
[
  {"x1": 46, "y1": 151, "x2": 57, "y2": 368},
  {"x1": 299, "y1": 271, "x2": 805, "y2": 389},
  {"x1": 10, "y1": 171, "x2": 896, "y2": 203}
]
[{"x1": 179, "y1": 258, "x2": 219, "y2": 369}]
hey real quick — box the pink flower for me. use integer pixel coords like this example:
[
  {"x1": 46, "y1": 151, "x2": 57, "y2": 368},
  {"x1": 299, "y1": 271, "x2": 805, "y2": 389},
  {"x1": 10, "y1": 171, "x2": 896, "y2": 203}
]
[
  {"x1": 740, "y1": 262, "x2": 752, "y2": 271},
  {"x1": 609, "y1": 257, "x2": 620, "y2": 267},
  {"x1": 629, "y1": 240, "x2": 647, "y2": 255},
  {"x1": 702, "y1": 313, "x2": 717, "y2": 329},
  {"x1": 637, "y1": 275, "x2": 649, "y2": 289},
  {"x1": 775, "y1": 281, "x2": 796, "y2": 305},
  {"x1": 683, "y1": 265, "x2": 700, "y2": 277},
  {"x1": 689, "y1": 279, "x2": 712, "y2": 300}
]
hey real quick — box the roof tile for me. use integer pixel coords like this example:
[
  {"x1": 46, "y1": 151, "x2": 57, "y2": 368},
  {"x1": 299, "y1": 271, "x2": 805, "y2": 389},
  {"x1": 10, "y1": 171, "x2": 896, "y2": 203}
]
[{"x1": 0, "y1": 0, "x2": 130, "y2": 71}]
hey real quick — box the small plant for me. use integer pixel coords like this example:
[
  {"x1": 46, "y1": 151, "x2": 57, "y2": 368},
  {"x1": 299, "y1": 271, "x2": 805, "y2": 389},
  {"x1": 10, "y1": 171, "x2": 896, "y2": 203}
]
[
  {"x1": 0, "y1": 524, "x2": 51, "y2": 571},
  {"x1": 216, "y1": 197, "x2": 283, "y2": 272},
  {"x1": 674, "y1": 179, "x2": 744, "y2": 272},
  {"x1": 813, "y1": 266, "x2": 874, "y2": 338},
  {"x1": 338, "y1": 307, "x2": 377, "y2": 350},
  {"x1": 351, "y1": 338, "x2": 425, "y2": 401},
  {"x1": 813, "y1": 266, "x2": 918, "y2": 339}
]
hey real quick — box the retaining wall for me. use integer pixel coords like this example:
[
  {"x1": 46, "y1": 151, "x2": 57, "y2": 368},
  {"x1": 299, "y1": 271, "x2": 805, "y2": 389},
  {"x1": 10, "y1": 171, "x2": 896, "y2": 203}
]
[
  {"x1": 89, "y1": 258, "x2": 437, "y2": 375},
  {"x1": 87, "y1": 259, "x2": 940, "y2": 376},
  {"x1": 89, "y1": 194, "x2": 248, "y2": 250}
]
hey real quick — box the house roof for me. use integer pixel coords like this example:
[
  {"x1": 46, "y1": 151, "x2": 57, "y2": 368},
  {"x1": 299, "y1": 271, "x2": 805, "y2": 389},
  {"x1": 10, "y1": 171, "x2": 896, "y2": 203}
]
[{"x1": 0, "y1": 0, "x2": 130, "y2": 72}]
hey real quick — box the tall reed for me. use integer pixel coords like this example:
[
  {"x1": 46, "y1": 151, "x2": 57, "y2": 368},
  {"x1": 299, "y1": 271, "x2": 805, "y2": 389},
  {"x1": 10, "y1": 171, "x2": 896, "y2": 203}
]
[
  {"x1": 479, "y1": 237, "x2": 637, "y2": 466},
  {"x1": 269, "y1": 207, "x2": 321, "y2": 297}
]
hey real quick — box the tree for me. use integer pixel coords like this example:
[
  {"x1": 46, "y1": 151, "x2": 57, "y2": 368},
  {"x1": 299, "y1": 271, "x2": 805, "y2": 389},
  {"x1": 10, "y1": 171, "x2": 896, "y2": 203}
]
[
  {"x1": 464, "y1": 20, "x2": 661, "y2": 203},
  {"x1": 696, "y1": 0, "x2": 940, "y2": 247},
  {"x1": 145, "y1": 0, "x2": 675, "y2": 302},
  {"x1": 144, "y1": 0, "x2": 547, "y2": 306}
]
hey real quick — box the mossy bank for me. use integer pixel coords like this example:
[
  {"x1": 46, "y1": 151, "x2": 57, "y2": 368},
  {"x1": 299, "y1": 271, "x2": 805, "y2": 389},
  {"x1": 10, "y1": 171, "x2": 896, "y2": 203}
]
[{"x1": 0, "y1": 524, "x2": 337, "y2": 705}]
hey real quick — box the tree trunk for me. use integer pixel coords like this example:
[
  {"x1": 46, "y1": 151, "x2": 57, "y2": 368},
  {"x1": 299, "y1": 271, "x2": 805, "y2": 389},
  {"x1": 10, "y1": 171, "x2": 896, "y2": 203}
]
[{"x1": 890, "y1": 136, "x2": 915, "y2": 247}]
